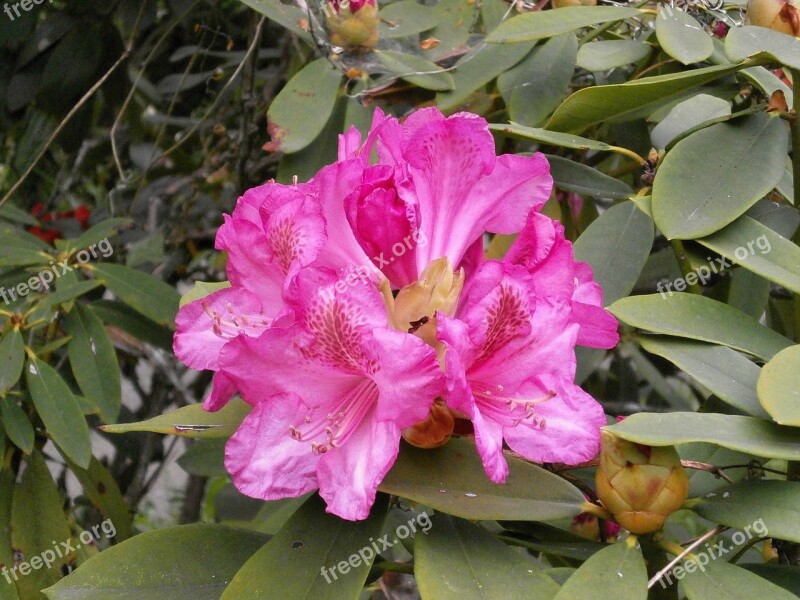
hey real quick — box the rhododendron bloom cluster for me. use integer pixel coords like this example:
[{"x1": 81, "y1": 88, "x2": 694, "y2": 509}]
[{"x1": 174, "y1": 108, "x2": 619, "y2": 521}]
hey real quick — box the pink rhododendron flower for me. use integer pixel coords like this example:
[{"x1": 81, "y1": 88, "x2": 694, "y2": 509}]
[{"x1": 173, "y1": 106, "x2": 618, "y2": 520}]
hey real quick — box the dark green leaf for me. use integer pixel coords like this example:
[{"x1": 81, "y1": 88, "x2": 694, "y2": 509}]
[
  {"x1": 487, "y1": 6, "x2": 641, "y2": 43},
  {"x1": 547, "y1": 155, "x2": 633, "y2": 199},
  {"x1": 491, "y1": 123, "x2": 613, "y2": 150},
  {"x1": 0, "y1": 330, "x2": 24, "y2": 392},
  {"x1": 376, "y1": 50, "x2": 455, "y2": 91},
  {"x1": 236, "y1": 0, "x2": 312, "y2": 41},
  {"x1": 92, "y1": 263, "x2": 180, "y2": 328},
  {"x1": 576, "y1": 40, "x2": 651, "y2": 71},
  {"x1": 553, "y1": 540, "x2": 647, "y2": 600},
  {"x1": 650, "y1": 93, "x2": 730, "y2": 150},
  {"x1": 0, "y1": 397, "x2": 34, "y2": 454},
  {"x1": 682, "y1": 559, "x2": 797, "y2": 600}
]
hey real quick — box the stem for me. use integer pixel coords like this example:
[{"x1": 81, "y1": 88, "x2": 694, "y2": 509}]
[
  {"x1": 670, "y1": 240, "x2": 703, "y2": 294},
  {"x1": 640, "y1": 534, "x2": 678, "y2": 600},
  {"x1": 790, "y1": 70, "x2": 800, "y2": 342},
  {"x1": 648, "y1": 526, "x2": 726, "y2": 590}
]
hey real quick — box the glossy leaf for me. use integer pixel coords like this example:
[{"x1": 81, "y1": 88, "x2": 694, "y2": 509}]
[
  {"x1": 650, "y1": 93, "x2": 730, "y2": 150},
  {"x1": 220, "y1": 494, "x2": 388, "y2": 599},
  {"x1": 553, "y1": 540, "x2": 647, "y2": 600},
  {"x1": 0, "y1": 329, "x2": 24, "y2": 392},
  {"x1": 638, "y1": 337, "x2": 767, "y2": 418},
  {"x1": 608, "y1": 293, "x2": 792, "y2": 361},
  {"x1": 573, "y1": 201, "x2": 654, "y2": 306},
  {"x1": 266, "y1": 58, "x2": 343, "y2": 153},
  {"x1": 655, "y1": 6, "x2": 713, "y2": 65},
  {"x1": 499, "y1": 521, "x2": 606, "y2": 561},
  {"x1": 546, "y1": 62, "x2": 754, "y2": 132},
  {"x1": 692, "y1": 480, "x2": 800, "y2": 544},
  {"x1": 547, "y1": 155, "x2": 633, "y2": 199},
  {"x1": 62, "y1": 217, "x2": 132, "y2": 254},
  {"x1": 606, "y1": 413, "x2": 800, "y2": 460},
  {"x1": 26, "y1": 357, "x2": 91, "y2": 469},
  {"x1": 576, "y1": 40, "x2": 651, "y2": 71},
  {"x1": 92, "y1": 263, "x2": 180, "y2": 328},
  {"x1": 652, "y1": 114, "x2": 789, "y2": 239},
  {"x1": 0, "y1": 397, "x2": 34, "y2": 454},
  {"x1": 487, "y1": 6, "x2": 641, "y2": 43},
  {"x1": 415, "y1": 515, "x2": 560, "y2": 600},
  {"x1": 99, "y1": 399, "x2": 250, "y2": 439},
  {"x1": 740, "y1": 564, "x2": 800, "y2": 596},
  {"x1": 726, "y1": 25, "x2": 800, "y2": 70},
  {"x1": 379, "y1": 438, "x2": 585, "y2": 521},
  {"x1": 44, "y1": 524, "x2": 269, "y2": 600},
  {"x1": 65, "y1": 304, "x2": 121, "y2": 423},
  {"x1": 490, "y1": 123, "x2": 613, "y2": 151},
  {"x1": 757, "y1": 344, "x2": 800, "y2": 426},
  {"x1": 682, "y1": 559, "x2": 797, "y2": 600},
  {"x1": 376, "y1": 50, "x2": 455, "y2": 91}
]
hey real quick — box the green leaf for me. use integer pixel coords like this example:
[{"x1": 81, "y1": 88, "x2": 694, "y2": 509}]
[
  {"x1": 498, "y1": 521, "x2": 606, "y2": 561},
  {"x1": 236, "y1": 0, "x2": 312, "y2": 41},
  {"x1": 415, "y1": 515, "x2": 560, "y2": 600},
  {"x1": 26, "y1": 357, "x2": 91, "y2": 469},
  {"x1": 682, "y1": 559, "x2": 797, "y2": 600},
  {"x1": 378, "y1": 1, "x2": 438, "y2": 38},
  {"x1": 576, "y1": 40, "x2": 651, "y2": 72},
  {"x1": 655, "y1": 6, "x2": 713, "y2": 65},
  {"x1": 65, "y1": 304, "x2": 121, "y2": 424},
  {"x1": 696, "y1": 215, "x2": 800, "y2": 294},
  {"x1": 0, "y1": 329, "x2": 24, "y2": 392},
  {"x1": 740, "y1": 564, "x2": 800, "y2": 596},
  {"x1": 0, "y1": 462, "x2": 18, "y2": 600},
  {"x1": 546, "y1": 62, "x2": 755, "y2": 133},
  {"x1": 62, "y1": 454, "x2": 133, "y2": 541},
  {"x1": 89, "y1": 299, "x2": 174, "y2": 351},
  {"x1": 490, "y1": 123, "x2": 613, "y2": 151},
  {"x1": 499, "y1": 34, "x2": 578, "y2": 127},
  {"x1": 376, "y1": 50, "x2": 455, "y2": 91},
  {"x1": 99, "y1": 399, "x2": 251, "y2": 439},
  {"x1": 38, "y1": 280, "x2": 102, "y2": 311},
  {"x1": 650, "y1": 93, "x2": 731, "y2": 150},
  {"x1": 573, "y1": 201, "x2": 654, "y2": 306},
  {"x1": 757, "y1": 344, "x2": 800, "y2": 426},
  {"x1": 425, "y1": 0, "x2": 476, "y2": 60},
  {"x1": 0, "y1": 246, "x2": 49, "y2": 269},
  {"x1": 62, "y1": 218, "x2": 132, "y2": 254},
  {"x1": 379, "y1": 438, "x2": 585, "y2": 521},
  {"x1": 220, "y1": 494, "x2": 388, "y2": 599},
  {"x1": 691, "y1": 480, "x2": 800, "y2": 544},
  {"x1": 12, "y1": 453, "x2": 73, "y2": 598},
  {"x1": 179, "y1": 281, "x2": 231, "y2": 308},
  {"x1": 92, "y1": 263, "x2": 180, "y2": 328},
  {"x1": 553, "y1": 540, "x2": 647, "y2": 600},
  {"x1": 638, "y1": 337, "x2": 767, "y2": 418},
  {"x1": 44, "y1": 524, "x2": 269, "y2": 600},
  {"x1": 0, "y1": 396, "x2": 34, "y2": 454},
  {"x1": 487, "y1": 6, "x2": 641, "y2": 43},
  {"x1": 0, "y1": 223, "x2": 52, "y2": 252},
  {"x1": 652, "y1": 114, "x2": 790, "y2": 239},
  {"x1": 608, "y1": 293, "x2": 793, "y2": 361},
  {"x1": 266, "y1": 58, "x2": 343, "y2": 153},
  {"x1": 0, "y1": 203, "x2": 38, "y2": 226},
  {"x1": 437, "y1": 40, "x2": 535, "y2": 112},
  {"x1": 606, "y1": 413, "x2": 800, "y2": 460},
  {"x1": 726, "y1": 25, "x2": 800, "y2": 71},
  {"x1": 177, "y1": 438, "x2": 226, "y2": 478},
  {"x1": 547, "y1": 155, "x2": 633, "y2": 199}
]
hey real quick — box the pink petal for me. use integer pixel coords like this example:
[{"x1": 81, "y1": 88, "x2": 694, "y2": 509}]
[{"x1": 204, "y1": 371, "x2": 237, "y2": 412}]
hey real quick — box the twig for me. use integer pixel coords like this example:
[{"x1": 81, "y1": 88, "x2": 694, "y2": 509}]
[{"x1": 648, "y1": 525, "x2": 726, "y2": 589}]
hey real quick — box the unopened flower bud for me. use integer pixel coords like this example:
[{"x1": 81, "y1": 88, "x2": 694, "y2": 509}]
[
  {"x1": 595, "y1": 431, "x2": 689, "y2": 534},
  {"x1": 747, "y1": 0, "x2": 800, "y2": 37},
  {"x1": 402, "y1": 398, "x2": 454, "y2": 449},
  {"x1": 324, "y1": 0, "x2": 380, "y2": 51}
]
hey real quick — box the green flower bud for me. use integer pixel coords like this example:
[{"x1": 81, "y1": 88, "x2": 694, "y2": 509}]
[{"x1": 325, "y1": 0, "x2": 380, "y2": 51}]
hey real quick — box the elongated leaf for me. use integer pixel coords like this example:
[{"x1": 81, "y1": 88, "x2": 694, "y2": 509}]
[
  {"x1": 546, "y1": 62, "x2": 755, "y2": 132},
  {"x1": 0, "y1": 203, "x2": 37, "y2": 226},
  {"x1": 44, "y1": 524, "x2": 269, "y2": 600},
  {"x1": 608, "y1": 293, "x2": 792, "y2": 361},
  {"x1": 12, "y1": 453, "x2": 73, "y2": 598},
  {"x1": 726, "y1": 25, "x2": 800, "y2": 70},
  {"x1": 650, "y1": 93, "x2": 731, "y2": 150},
  {"x1": 652, "y1": 114, "x2": 790, "y2": 239},
  {"x1": 547, "y1": 155, "x2": 633, "y2": 199},
  {"x1": 26, "y1": 357, "x2": 91, "y2": 469},
  {"x1": 424, "y1": 0, "x2": 476, "y2": 60},
  {"x1": 0, "y1": 397, "x2": 34, "y2": 454},
  {"x1": 499, "y1": 521, "x2": 606, "y2": 561},
  {"x1": 606, "y1": 413, "x2": 800, "y2": 460},
  {"x1": 757, "y1": 344, "x2": 800, "y2": 426},
  {"x1": 0, "y1": 463, "x2": 18, "y2": 600},
  {"x1": 89, "y1": 299, "x2": 173, "y2": 350},
  {"x1": 437, "y1": 41, "x2": 535, "y2": 111},
  {"x1": 99, "y1": 399, "x2": 250, "y2": 439},
  {"x1": 38, "y1": 280, "x2": 102, "y2": 311},
  {"x1": 376, "y1": 50, "x2": 455, "y2": 91},
  {"x1": 491, "y1": 123, "x2": 613, "y2": 151},
  {"x1": 574, "y1": 201, "x2": 654, "y2": 306},
  {"x1": 740, "y1": 564, "x2": 800, "y2": 596},
  {"x1": 683, "y1": 560, "x2": 798, "y2": 600},
  {"x1": 553, "y1": 540, "x2": 647, "y2": 600},
  {"x1": 62, "y1": 218, "x2": 131, "y2": 254},
  {"x1": 236, "y1": 0, "x2": 312, "y2": 41},
  {"x1": 692, "y1": 480, "x2": 800, "y2": 544},
  {"x1": 92, "y1": 263, "x2": 180, "y2": 328},
  {"x1": 696, "y1": 215, "x2": 800, "y2": 294},
  {"x1": 378, "y1": 1, "x2": 437, "y2": 38},
  {"x1": 221, "y1": 494, "x2": 388, "y2": 599},
  {"x1": 65, "y1": 304, "x2": 121, "y2": 423},
  {"x1": 0, "y1": 330, "x2": 24, "y2": 392},
  {"x1": 638, "y1": 337, "x2": 767, "y2": 418},
  {"x1": 487, "y1": 6, "x2": 640, "y2": 43},
  {"x1": 415, "y1": 515, "x2": 560, "y2": 600},
  {"x1": 266, "y1": 58, "x2": 343, "y2": 153},
  {"x1": 577, "y1": 40, "x2": 651, "y2": 71},
  {"x1": 379, "y1": 438, "x2": 585, "y2": 521},
  {"x1": 656, "y1": 6, "x2": 713, "y2": 65},
  {"x1": 179, "y1": 281, "x2": 231, "y2": 308}
]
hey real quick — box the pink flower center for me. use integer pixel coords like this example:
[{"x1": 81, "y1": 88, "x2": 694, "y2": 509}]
[
  {"x1": 203, "y1": 301, "x2": 271, "y2": 339},
  {"x1": 472, "y1": 382, "x2": 556, "y2": 429},
  {"x1": 289, "y1": 379, "x2": 378, "y2": 454}
]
